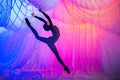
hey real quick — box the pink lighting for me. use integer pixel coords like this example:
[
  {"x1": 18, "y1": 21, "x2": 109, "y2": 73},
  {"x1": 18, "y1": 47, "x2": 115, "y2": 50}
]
[{"x1": 0, "y1": 0, "x2": 120, "y2": 79}]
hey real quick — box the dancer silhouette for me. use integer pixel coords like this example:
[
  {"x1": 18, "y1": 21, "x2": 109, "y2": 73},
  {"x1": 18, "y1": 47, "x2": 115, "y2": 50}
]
[{"x1": 25, "y1": 10, "x2": 70, "y2": 74}]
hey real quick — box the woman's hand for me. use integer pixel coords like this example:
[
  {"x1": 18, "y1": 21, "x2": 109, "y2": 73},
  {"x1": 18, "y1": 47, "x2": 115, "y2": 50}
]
[
  {"x1": 31, "y1": 12, "x2": 35, "y2": 17},
  {"x1": 39, "y1": 9, "x2": 43, "y2": 12}
]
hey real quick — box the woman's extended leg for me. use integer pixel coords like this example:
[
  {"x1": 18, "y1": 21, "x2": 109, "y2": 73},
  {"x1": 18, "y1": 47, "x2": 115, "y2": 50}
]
[
  {"x1": 25, "y1": 18, "x2": 39, "y2": 38},
  {"x1": 47, "y1": 43, "x2": 70, "y2": 74},
  {"x1": 25, "y1": 18, "x2": 47, "y2": 43}
]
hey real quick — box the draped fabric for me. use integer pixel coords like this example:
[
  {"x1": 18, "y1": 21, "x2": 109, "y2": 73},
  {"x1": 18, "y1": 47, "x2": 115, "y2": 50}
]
[
  {"x1": 28, "y1": 0, "x2": 59, "y2": 11},
  {"x1": 0, "y1": 0, "x2": 120, "y2": 77},
  {"x1": 0, "y1": 0, "x2": 12, "y2": 26}
]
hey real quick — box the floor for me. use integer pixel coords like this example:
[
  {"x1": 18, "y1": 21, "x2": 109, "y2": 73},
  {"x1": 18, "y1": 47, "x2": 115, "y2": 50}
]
[{"x1": 0, "y1": 69, "x2": 120, "y2": 80}]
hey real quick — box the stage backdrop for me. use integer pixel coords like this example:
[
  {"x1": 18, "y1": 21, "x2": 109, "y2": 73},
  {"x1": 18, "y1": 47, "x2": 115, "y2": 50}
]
[{"x1": 0, "y1": 0, "x2": 120, "y2": 77}]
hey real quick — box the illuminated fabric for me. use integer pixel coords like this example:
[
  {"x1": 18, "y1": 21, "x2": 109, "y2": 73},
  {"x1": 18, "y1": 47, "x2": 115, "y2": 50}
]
[{"x1": 0, "y1": 0, "x2": 120, "y2": 77}]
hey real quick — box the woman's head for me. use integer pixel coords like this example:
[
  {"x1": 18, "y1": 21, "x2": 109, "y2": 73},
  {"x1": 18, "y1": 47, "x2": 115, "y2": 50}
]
[{"x1": 43, "y1": 23, "x2": 50, "y2": 31}]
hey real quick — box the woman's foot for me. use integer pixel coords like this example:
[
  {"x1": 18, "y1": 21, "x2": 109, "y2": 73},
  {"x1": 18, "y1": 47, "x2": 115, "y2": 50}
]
[
  {"x1": 64, "y1": 66, "x2": 70, "y2": 74},
  {"x1": 25, "y1": 18, "x2": 31, "y2": 26}
]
